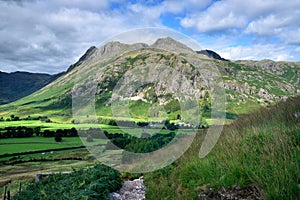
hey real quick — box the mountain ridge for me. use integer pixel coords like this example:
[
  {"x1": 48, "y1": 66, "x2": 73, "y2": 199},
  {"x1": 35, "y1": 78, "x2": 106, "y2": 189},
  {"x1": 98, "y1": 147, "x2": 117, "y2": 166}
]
[
  {"x1": 0, "y1": 71, "x2": 60, "y2": 105},
  {"x1": 0, "y1": 37, "x2": 299, "y2": 123}
]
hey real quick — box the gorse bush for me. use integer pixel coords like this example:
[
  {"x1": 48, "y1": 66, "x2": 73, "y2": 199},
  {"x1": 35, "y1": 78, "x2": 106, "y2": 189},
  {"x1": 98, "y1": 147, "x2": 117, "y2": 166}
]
[
  {"x1": 13, "y1": 164, "x2": 123, "y2": 200},
  {"x1": 145, "y1": 96, "x2": 300, "y2": 200}
]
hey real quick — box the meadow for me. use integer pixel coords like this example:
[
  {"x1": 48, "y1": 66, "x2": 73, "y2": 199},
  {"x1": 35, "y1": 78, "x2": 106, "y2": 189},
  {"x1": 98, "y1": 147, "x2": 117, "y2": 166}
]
[{"x1": 145, "y1": 96, "x2": 300, "y2": 199}]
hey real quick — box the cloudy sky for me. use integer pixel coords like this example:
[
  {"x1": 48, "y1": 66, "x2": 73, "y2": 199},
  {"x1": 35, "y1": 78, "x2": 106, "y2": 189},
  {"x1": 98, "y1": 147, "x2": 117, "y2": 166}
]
[{"x1": 1, "y1": 0, "x2": 300, "y2": 74}]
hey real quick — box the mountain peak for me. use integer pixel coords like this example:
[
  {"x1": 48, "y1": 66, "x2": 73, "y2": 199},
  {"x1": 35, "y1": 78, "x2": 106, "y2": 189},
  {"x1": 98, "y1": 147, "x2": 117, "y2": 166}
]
[
  {"x1": 151, "y1": 37, "x2": 194, "y2": 54},
  {"x1": 152, "y1": 37, "x2": 177, "y2": 44},
  {"x1": 94, "y1": 41, "x2": 148, "y2": 58}
]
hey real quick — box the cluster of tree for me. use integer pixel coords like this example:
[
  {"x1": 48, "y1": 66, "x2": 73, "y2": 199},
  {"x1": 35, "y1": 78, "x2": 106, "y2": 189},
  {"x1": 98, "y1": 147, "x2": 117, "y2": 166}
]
[
  {"x1": 97, "y1": 118, "x2": 146, "y2": 127},
  {"x1": 164, "y1": 120, "x2": 178, "y2": 130},
  {"x1": 0, "y1": 127, "x2": 36, "y2": 138},
  {"x1": 97, "y1": 117, "x2": 178, "y2": 130},
  {"x1": 0, "y1": 115, "x2": 51, "y2": 122},
  {"x1": 42, "y1": 128, "x2": 78, "y2": 137},
  {"x1": 104, "y1": 131, "x2": 175, "y2": 157},
  {"x1": 117, "y1": 132, "x2": 176, "y2": 164},
  {"x1": 13, "y1": 164, "x2": 123, "y2": 200},
  {"x1": 0, "y1": 127, "x2": 77, "y2": 139},
  {"x1": 125, "y1": 132, "x2": 175, "y2": 153}
]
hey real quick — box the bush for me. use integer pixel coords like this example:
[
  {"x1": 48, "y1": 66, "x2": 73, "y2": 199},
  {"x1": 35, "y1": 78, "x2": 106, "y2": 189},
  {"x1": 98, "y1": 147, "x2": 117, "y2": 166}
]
[
  {"x1": 54, "y1": 134, "x2": 62, "y2": 142},
  {"x1": 13, "y1": 164, "x2": 123, "y2": 200}
]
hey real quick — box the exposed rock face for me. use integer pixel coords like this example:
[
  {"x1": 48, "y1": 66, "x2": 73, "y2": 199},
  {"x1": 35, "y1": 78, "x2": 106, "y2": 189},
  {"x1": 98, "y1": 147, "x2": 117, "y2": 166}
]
[
  {"x1": 151, "y1": 37, "x2": 194, "y2": 54},
  {"x1": 258, "y1": 88, "x2": 272, "y2": 101},
  {"x1": 110, "y1": 178, "x2": 146, "y2": 200},
  {"x1": 3, "y1": 37, "x2": 300, "y2": 119}
]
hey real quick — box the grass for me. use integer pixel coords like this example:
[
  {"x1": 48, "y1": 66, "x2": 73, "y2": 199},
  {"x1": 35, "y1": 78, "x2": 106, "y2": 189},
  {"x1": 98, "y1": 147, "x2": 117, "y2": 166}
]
[
  {"x1": 0, "y1": 120, "x2": 136, "y2": 131},
  {"x1": 0, "y1": 137, "x2": 82, "y2": 155},
  {"x1": 144, "y1": 96, "x2": 300, "y2": 200},
  {"x1": 0, "y1": 144, "x2": 79, "y2": 155},
  {"x1": 0, "y1": 159, "x2": 98, "y2": 199},
  {"x1": 0, "y1": 121, "x2": 174, "y2": 157},
  {"x1": 0, "y1": 137, "x2": 108, "y2": 156},
  {"x1": 0, "y1": 137, "x2": 82, "y2": 144}
]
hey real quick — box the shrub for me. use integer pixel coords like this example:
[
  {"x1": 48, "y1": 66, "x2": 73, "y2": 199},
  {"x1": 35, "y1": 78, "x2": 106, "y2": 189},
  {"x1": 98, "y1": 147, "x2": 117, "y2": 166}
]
[
  {"x1": 54, "y1": 134, "x2": 62, "y2": 142},
  {"x1": 13, "y1": 164, "x2": 123, "y2": 200}
]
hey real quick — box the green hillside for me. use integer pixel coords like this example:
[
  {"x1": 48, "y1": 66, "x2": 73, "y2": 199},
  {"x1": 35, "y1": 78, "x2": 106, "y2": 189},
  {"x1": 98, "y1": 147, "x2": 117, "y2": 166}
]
[
  {"x1": 0, "y1": 38, "x2": 299, "y2": 200},
  {"x1": 145, "y1": 95, "x2": 300, "y2": 199},
  {"x1": 0, "y1": 38, "x2": 299, "y2": 125}
]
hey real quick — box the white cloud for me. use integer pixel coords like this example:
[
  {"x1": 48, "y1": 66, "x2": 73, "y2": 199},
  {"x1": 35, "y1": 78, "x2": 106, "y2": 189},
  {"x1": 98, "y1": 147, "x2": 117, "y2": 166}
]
[
  {"x1": 181, "y1": 11, "x2": 247, "y2": 32},
  {"x1": 218, "y1": 44, "x2": 296, "y2": 61},
  {"x1": 0, "y1": 0, "x2": 299, "y2": 74},
  {"x1": 180, "y1": 0, "x2": 300, "y2": 38},
  {"x1": 0, "y1": 1, "x2": 161, "y2": 74}
]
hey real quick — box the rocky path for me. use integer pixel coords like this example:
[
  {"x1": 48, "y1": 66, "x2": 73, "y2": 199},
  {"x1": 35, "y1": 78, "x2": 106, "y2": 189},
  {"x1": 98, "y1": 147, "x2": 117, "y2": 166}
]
[{"x1": 110, "y1": 177, "x2": 146, "y2": 200}]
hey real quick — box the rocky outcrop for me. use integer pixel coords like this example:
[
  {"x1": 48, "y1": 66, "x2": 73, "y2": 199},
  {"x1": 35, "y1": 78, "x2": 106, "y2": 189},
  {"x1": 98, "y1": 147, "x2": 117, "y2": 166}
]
[
  {"x1": 151, "y1": 37, "x2": 194, "y2": 54},
  {"x1": 7, "y1": 37, "x2": 300, "y2": 118},
  {"x1": 110, "y1": 178, "x2": 146, "y2": 200}
]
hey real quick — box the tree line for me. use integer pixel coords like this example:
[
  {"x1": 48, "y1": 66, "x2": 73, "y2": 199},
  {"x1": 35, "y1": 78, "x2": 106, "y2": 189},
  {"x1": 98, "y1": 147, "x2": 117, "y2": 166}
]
[
  {"x1": 0, "y1": 115, "x2": 51, "y2": 122},
  {"x1": 0, "y1": 127, "x2": 78, "y2": 139}
]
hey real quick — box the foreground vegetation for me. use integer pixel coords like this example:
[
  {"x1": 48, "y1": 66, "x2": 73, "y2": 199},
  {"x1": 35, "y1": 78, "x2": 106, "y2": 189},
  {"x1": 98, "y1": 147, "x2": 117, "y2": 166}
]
[
  {"x1": 1, "y1": 96, "x2": 299, "y2": 199},
  {"x1": 145, "y1": 96, "x2": 300, "y2": 199},
  {"x1": 13, "y1": 164, "x2": 122, "y2": 200}
]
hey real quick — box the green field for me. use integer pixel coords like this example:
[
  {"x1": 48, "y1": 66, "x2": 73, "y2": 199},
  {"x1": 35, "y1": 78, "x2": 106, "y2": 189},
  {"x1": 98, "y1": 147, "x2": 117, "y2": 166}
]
[
  {"x1": 0, "y1": 120, "x2": 112, "y2": 130},
  {"x1": 0, "y1": 136, "x2": 109, "y2": 156},
  {"x1": 0, "y1": 120, "x2": 178, "y2": 157},
  {"x1": 0, "y1": 120, "x2": 179, "y2": 138}
]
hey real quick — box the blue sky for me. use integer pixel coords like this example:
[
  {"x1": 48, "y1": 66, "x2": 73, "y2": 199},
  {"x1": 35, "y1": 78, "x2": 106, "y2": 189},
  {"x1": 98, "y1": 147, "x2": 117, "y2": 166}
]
[{"x1": 0, "y1": 0, "x2": 300, "y2": 74}]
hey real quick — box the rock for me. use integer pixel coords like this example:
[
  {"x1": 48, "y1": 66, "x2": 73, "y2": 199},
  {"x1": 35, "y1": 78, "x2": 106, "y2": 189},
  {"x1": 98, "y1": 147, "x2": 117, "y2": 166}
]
[
  {"x1": 151, "y1": 37, "x2": 194, "y2": 54},
  {"x1": 258, "y1": 88, "x2": 273, "y2": 101},
  {"x1": 199, "y1": 184, "x2": 261, "y2": 200},
  {"x1": 110, "y1": 177, "x2": 146, "y2": 200}
]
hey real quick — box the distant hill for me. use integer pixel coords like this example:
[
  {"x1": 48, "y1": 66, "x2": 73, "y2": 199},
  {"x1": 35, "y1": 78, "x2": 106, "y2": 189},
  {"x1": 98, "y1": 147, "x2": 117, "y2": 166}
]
[{"x1": 0, "y1": 71, "x2": 59, "y2": 105}]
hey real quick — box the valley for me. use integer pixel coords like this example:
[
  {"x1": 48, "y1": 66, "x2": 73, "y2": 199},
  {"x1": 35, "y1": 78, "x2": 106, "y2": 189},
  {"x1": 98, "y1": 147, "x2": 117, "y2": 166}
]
[{"x1": 0, "y1": 38, "x2": 299, "y2": 199}]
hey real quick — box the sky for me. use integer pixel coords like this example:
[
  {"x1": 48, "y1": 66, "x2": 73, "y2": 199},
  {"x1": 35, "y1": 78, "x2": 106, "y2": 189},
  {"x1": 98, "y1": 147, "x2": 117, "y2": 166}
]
[{"x1": 0, "y1": 0, "x2": 300, "y2": 74}]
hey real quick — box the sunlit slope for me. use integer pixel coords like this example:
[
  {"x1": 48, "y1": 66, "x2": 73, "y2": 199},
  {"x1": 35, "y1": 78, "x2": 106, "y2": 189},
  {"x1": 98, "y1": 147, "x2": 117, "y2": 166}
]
[{"x1": 0, "y1": 38, "x2": 299, "y2": 123}]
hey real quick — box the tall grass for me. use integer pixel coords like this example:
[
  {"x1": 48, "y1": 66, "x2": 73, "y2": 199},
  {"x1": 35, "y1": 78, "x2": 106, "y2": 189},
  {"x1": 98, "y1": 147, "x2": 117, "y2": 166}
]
[{"x1": 145, "y1": 96, "x2": 300, "y2": 199}]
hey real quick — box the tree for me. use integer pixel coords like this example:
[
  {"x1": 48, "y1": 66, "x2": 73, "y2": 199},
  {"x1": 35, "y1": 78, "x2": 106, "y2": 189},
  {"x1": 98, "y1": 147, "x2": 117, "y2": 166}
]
[{"x1": 55, "y1": 134, "x2": 62, "y2": 142}]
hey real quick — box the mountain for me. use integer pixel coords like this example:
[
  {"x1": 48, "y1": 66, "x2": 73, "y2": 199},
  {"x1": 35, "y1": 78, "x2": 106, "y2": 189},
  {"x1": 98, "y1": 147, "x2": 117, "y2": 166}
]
[
  {"x1": 0, "y1": 71, "x2": 60, "y2": 105},
  {"x1": 0, "y1": 46, "x2": 100, "y2": 106},
  {"x1": 67, "y1": 46, "x2": 98, "y2": 72},
  {"x1": 196, "y1": 49, "x2": 228, "y2": 61},
  {"x1": 0, "y1": 37, "x2": 299, "y2": 123}
]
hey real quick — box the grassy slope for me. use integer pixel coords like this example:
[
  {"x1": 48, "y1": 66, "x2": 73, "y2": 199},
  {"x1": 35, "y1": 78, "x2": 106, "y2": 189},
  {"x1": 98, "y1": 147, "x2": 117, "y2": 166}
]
[
  {"x1": 145, "y1": 96, "x2": 300, "y2": 199},
  {"x1": 0, "y1": 50, "x2": 299, "y2": 125}
]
